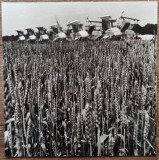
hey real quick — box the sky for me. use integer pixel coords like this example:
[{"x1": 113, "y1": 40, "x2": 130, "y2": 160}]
[{"x1": 2, "y1": 1, "x2": 158, "y2": 36}]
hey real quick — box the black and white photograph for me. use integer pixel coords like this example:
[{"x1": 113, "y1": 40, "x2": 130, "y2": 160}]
[{"x1": 2, "y1": 1, "x2": 157, "y2": 157}]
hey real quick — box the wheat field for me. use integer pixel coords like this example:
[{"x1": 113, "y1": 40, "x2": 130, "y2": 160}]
[{"x1": 3, "y1": 39, "x2": 156, "y2": 157}]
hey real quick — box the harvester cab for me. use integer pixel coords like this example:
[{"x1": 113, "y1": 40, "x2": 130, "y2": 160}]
[
  {"x1": 99, "y1": 15, "x2": 115, "y2": 31},
  {"x1": 67, "y1": 20, "x2": 89, "y2": 40},
  {"x1": 16, "y1": 30, "x2": 26, "y2": 42}
]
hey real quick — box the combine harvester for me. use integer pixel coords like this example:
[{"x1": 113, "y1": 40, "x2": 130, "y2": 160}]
[
  {"x1": 16, "y1": 30, "x2": 26, "y2": 42},
  {"x1": 25, "y1": 28, "x2": 36, "y2": 43},
  {"x1": 99, "y1": 15, "x2": 122, "y2": 40},
  {"x1": 118, "y1": 12, "x2": 155, "y2": 41},
  {"x1": 50, "y1": 18, "x2": 67, "y2": 41},
  {"x1": 36, "y1": 27, "x2": 49, "y2": 42},
  {"x1": 86, "y1": 15, "x2": 122, "y2": 40},
  {"x1": 50, "y1": 24, "x2": 67, "y2": 41},
  {"x1": 67, "y1": 20, "x2": 89, "y2": 40},
  {"x1": 85, "y1": 17, "x2": 103, "y2": 40},
  {"x1": 117, "y1": 11, "x2": 139, "y2": 39}
]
